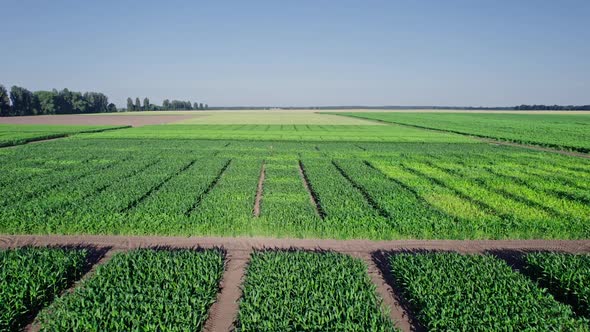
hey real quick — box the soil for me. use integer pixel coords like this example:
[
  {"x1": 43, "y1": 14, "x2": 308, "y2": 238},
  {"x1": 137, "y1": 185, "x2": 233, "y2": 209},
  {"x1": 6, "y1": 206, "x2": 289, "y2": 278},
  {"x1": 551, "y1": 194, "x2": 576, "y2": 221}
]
[
  {"x1": 351, "y1": 252, "x2": 416, "y2": 332},
  {"x1": 0, "y1": 114, "x2": 195, "y2": 127},
  {"x1": 252, "y1": 162, "x2": 265, "y2": 217},
  {"x1": 2, "y1": 235, "x2": 589, "y2": 253},
  {"x1": 203, "y1": 250, "x2": 251, "y2": 332}
]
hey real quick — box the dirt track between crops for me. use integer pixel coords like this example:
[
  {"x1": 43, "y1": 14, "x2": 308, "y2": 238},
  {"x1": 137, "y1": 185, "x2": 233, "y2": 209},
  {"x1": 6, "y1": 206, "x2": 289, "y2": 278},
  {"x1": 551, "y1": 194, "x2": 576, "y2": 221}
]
[
  {"x1": 0, "y1": 114, "x2": 195, "y2": 127},
  {"x1": 4, "y1": 235, "x2": 590, "y2": 332},
  {"x1": 3, "y1": 235, "x2": 590, "y2": 254}
]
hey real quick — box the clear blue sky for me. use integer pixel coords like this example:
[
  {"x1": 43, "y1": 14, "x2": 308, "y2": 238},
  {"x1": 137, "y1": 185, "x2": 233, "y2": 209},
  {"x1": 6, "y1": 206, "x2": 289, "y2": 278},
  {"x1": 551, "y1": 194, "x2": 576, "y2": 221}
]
[{"x1": 1, "y1": 0, "x2": 589, "y2": 107}]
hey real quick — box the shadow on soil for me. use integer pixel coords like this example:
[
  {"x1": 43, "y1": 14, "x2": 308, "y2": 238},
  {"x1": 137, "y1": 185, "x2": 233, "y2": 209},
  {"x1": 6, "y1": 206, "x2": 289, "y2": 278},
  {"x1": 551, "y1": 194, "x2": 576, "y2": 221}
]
[{"x1": 372, "y1": 250, "x2": 430, "y2": 332}]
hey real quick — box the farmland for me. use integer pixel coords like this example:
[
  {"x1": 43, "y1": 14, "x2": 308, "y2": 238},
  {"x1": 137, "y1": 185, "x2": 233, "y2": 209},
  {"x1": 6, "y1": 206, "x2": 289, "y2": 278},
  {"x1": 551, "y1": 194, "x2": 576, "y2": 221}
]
[
  {"x1": 37, "y1": 249, "x2": 224, "y2": 331},
  {"x1": 0, "y1": 247, "x2": 88, "y2": 331},
  {"x1": 0, "y1": 135, "x2": 588, "y2": 239},
  {"x1": 337, "y1": 112, "x2": 590, "y2": 152},
  {"x1": 1, "y1": 110, "x2": 590, "y2": 330},
  {"x1": 236, "y1": 250, "x2": 396, "y2": 331},
  {"x1": 388, "y1": 252, "x2": 588, "y2": 330},
  {"x1": 82, "y1": 124, "x2": 473, "y2": 143}
]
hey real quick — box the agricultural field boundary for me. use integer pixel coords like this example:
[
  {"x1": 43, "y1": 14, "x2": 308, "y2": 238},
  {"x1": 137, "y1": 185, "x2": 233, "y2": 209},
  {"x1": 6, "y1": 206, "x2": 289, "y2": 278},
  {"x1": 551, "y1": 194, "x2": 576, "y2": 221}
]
[{"x1": 2, "y1": 235, "x2": 590, "y2": 254}]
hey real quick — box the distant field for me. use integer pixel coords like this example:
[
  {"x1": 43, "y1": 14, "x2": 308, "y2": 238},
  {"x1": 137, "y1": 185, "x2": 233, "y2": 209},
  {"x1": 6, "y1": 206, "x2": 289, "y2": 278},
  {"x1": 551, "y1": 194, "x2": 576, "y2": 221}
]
[
  {"x1": 0, "y1": 124, "x2": 127, "y2": 147},
  {"x1": 338, "y1": 112, "x2": 590, "y2": 152},
  {"x1": 1, "y1": 138, "x2": 588, "y2": 239},
  {"x1": 173, "y1": 111, "x2": 380, "y2": 125},
  {"x1": 85, "y1": 124, "x2": 473, "y2": 143}
]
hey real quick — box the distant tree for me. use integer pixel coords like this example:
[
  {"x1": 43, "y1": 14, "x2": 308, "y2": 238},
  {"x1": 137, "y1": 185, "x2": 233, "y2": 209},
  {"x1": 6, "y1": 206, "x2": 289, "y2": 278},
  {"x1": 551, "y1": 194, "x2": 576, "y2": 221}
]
[
  {"x1": 127, "y1": 97, "x2": 134, "y2": 111},
  {"x1": 35, "y1": 91, "x2": 58, "y2": 114},
  {"x1": 10, "y1": 86, "x2": 39, "y2": 116},
  {"x1": 143, "y1": 97, "x2": 150, "y2": 110},
  {"x1": 107, "y1": 103, "x2": 118, "y2": 113},
  {"x1": 205, "y1": 104, "x2": 208, "y2": 109},
  {"x1": 162, "y1": 99, "x2": 170, "y2": 110},
  {"x1": 0, "y1": 85, "x2": 11, "y2": 116},
  {"x1": 193, "y1": 102, "x2": 199, "y2": 110},
  {"x1": 199, "y1": 103, "x2": 203, "y2": 110},
  {"x1": 135, "y1": 98, "x2": 141, "y2": 111}
]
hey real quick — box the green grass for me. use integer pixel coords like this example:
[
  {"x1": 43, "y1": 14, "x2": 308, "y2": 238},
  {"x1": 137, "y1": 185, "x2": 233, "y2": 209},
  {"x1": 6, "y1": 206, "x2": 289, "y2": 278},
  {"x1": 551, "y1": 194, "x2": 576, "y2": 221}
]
[
  {"x1": 1, "y1": 138, "x2": 588, "y2": 239},
  {"x1": 0, "y1": 247, "x2": 88, "y2": 331},
  {"x1": 0, "y1": 124, "x2": 128, "y2": 147},
  {"x1": 84, "y1": 124, "x2": 474, "y2": 143},
  {"x1": 37, "y1": 249, "x2": 224, "y2": 331},
  {"x1": 337, "y1": 112, "x2": 590, "y2": 152},
  {"x1": 388, "y1": 252, "x2": 588, "y2": 330},
  {"x1": 525, "y1": 252, "x2": 590, "y2": 318},
  {"x1": 236, "y1": 250, "x2": 396, "y2": 331}
]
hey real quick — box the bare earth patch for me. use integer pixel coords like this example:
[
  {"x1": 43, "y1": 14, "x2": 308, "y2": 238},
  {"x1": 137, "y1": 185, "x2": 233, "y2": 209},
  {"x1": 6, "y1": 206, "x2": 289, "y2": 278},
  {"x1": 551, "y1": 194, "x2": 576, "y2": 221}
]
[{"x1": 0, "y1": 114, "x2": 196, "y2": 127}]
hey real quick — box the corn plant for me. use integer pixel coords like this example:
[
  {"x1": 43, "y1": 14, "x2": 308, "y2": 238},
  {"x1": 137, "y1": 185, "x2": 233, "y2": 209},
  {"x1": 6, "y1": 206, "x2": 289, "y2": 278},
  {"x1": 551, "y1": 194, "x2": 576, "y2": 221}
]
[{"x1": 0, "y1": 247, "x2": 88, "y2": 331}]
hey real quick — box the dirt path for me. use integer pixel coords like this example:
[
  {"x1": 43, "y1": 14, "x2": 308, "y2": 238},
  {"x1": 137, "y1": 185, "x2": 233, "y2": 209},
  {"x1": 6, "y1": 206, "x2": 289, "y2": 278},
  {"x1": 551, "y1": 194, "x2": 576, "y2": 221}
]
[
  {"x1": 2, "y1": 234, "x2": 589, "y2": 253},
  {"x1": 253, "y1": 162, "x2": 265, "y2": 217},
  {"x1": 351, "y1": 252, "x2": 415, "y2": 332},
  {"x1": 203, "y1": 250, "x2": 251, "y2": 332}
]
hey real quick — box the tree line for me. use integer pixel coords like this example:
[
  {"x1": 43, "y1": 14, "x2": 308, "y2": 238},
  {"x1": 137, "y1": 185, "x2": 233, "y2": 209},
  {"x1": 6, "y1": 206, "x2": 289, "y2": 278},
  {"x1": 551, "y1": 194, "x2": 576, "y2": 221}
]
[
  {"x1": 514, "y1": 105, "x2": 590, "y2": 110},
  {"x1": 125, "y1": 97, "x2": 208, "y2": 111},
  {"x1": 0, "y1": 84, "x2": 116, "y2": 116}
]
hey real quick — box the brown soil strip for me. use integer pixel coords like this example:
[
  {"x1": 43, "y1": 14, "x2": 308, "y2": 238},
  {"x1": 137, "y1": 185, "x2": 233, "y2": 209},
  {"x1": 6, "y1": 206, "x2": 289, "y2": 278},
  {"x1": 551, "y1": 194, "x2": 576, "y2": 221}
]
[
  {"x1": 253, "y1": 161, "x2": 265, "y2": 217},
  {"x1": 24, "y1": 248, "x2": 117, "y2": 332},
  {"x1": 2, "y1": 235, "x2": 590, "y2": 254},
  {"x1": 203, "y1": 249, "x2": 251, "y2": 332},
  {"x1": 351, "y1": 252, "x2": 414, "y2": 332},
  {"x1": 298, "y1": 160, "x2": 325, "y2": 218},
  {"x1": 0, "y1": 114, "x2": 196, "y2": 127}
]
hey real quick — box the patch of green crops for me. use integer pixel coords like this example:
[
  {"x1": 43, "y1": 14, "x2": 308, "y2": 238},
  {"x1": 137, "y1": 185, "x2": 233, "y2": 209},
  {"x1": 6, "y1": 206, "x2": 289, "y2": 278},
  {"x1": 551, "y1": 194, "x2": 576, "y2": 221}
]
[
  {"x1": 525, "y1": 252, "x2": 590, "y2": 318},
  {"x1": 0, "y1": 247, "x2": 88, "y2": 331},
  {"x1": 37, "y1": 249, "x2": 224, "y2": 331},
  {"x1": 338, "y1": 112, "x2": 590, "y2": 152},
  {"x1": 236, "y1": 250, "x2": 397, "y2": 331},
  {"x1": 0, "y1": 124, "x2": 128, "y2": 147},
  {"x1": 388, "y1": 252, "x2": 588, "y2": 330},
  {"x1": 1, "y1": 138, "x2": 589, "y2": 239}
]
